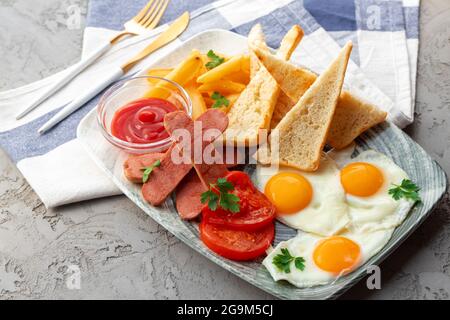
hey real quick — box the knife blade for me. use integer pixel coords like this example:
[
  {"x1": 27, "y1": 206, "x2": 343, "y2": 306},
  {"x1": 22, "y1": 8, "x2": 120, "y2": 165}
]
[{"x1": 122, "y1": 11, "x2": 190, "y2": 73}]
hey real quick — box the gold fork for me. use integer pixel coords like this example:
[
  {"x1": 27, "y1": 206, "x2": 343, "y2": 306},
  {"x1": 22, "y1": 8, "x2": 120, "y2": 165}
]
[
  {"x1": 110, "y1": 0, "x2": 171, "y2": 43},
  {"x1": 16, "y1": 0, "x2": 171, "y2": 119}
]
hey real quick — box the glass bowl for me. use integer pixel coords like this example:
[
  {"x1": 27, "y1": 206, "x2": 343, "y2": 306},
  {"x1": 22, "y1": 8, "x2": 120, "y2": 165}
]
[{"x1": 97, "y1": 76, "x2": 192, "y2": 154}]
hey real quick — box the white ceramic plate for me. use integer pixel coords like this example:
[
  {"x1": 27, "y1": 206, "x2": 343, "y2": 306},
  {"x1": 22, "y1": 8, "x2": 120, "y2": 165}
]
[{"x1": 77, "y1": 29, "x2": 448, "y2": 299}]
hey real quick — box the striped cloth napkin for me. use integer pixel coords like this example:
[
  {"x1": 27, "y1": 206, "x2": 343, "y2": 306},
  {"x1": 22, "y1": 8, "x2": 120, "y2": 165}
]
[{"x1": 0, "y1": 0, "x2": 420, "y2": 208}]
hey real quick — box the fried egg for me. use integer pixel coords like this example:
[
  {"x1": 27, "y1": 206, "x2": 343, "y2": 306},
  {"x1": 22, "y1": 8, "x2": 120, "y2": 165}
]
[
  {"x1": 330, "y1": 147, "x2": 414, "y2": 233},
  {"x1": 263, "y1": 228, "x2": 393, "y2": 288},
  {"x1": 255, "y1": 154, "x2": 349, "y2": 236}
]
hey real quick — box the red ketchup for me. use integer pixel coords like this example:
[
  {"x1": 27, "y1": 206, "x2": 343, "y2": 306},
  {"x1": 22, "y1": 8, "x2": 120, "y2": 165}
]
[{"x1": 111, "y1": 98, "x2": 178, "y2": 144}]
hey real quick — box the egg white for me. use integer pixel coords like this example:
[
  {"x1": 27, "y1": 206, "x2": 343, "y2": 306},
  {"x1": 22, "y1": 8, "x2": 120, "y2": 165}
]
[
  {"x1": 330, "y1": 148, "x2": 415, "y2": 233},
  {"x1": 255, "y1": 154, "x2": 349, "y2": 236},
  {"x1": 263, "y1": 228, "x2": 393, "y2": 288},
  {"x1": 261, "y1": 145, "x2": 416, "y2": 288}
]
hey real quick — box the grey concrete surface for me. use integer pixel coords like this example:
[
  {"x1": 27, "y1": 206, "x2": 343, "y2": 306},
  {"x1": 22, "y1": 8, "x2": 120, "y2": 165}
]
[{"x1": 0, "y1": 0, "x2": 449, "y2": 300}]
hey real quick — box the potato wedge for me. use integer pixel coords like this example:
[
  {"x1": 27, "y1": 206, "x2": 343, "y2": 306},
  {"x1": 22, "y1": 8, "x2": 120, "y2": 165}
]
[
  {"x1": 197, "y1": 55, "x2": 247, "y2": 83},
  {"x1": 240, "y1": 55, "x2": 250, "y2": 74},
  {"x1": 276, "y1": 25, "x2": 303, "y2": 59},
  {"x1": 146, "y1": 68, "x2": 173, "y2": 84},
  {"x1": 202, "y1": 92, "x2": 240, "y2": 113},
  {"x1": 202, "y1": 51, "x2": 229, "y2": 63},
  {"x1": 223, "y1": 70, "x2": 250, "y2": 85},
  {"x1": 198, "y1": 55, "x2": 209, "y2": 76},
  {"x1": 145, "y1": 50, "x2": 203, "y2": 99},
  {"x1": 184, "y1": 81, "x2": 207, "y2": 120},
  {"x1": 198, "y1": 80, "x2": 246, "y2": 94}
]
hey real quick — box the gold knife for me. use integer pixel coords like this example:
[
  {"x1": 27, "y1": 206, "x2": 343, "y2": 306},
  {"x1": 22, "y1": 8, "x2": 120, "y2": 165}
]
[
  {"x1": 122, "y1": 11, "x2": 190, "y2": 73},
  {"x1": 38, "y1": 12, "x2": 190, "y2": 134}
]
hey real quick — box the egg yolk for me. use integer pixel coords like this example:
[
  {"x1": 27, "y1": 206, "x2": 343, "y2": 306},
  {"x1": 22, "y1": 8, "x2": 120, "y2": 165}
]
[
  {"x1": 264, "y1": 172, "x2": 313, "y2": 214},
  {"x1": 340, "y1": 162, "x2": 384, "y2": 197},
  {"x1": 313, "y1": 236, "x2": 361, "y2": 274}
]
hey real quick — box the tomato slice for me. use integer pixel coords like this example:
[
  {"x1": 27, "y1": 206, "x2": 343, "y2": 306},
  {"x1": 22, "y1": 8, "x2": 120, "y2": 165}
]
[
  {"x1": 225, "y1": 171, "x2": 254, "y2": 189},
  {"x1": 202, "y1": 171, "x2": 276, "y2": 231},
  {"x1": 200, "y1": 220, "x2": 274, "y2": 261}
]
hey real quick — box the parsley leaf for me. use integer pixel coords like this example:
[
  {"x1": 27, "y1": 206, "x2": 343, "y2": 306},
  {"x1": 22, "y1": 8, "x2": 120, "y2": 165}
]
[
  {"x1": 141, "y1": 159, "x2": 161, "y2": 183},
  {"x1": 220, "y1": 193, "x2": 240, "y2": 213},
  {"x1": 205, "y1": 50, "x2": 225, "y2": 69},
  {"x1": 211, "y1": 92, "x2": 230, "y2": 109},
  {"x1": 272, "y1": 248, "x2": 305, "y2": 273},
  {"x1": 388, "y1": 179, "x2": 421, "y2": 202},
  {"x1": 200, "y1": 177, "x2": 240, "y2": 213},
  {"x1": 200, "y1": 190, "x2": 219, "y2": 211},
  {"x1": 216, "y1": 177, "x2": 233, "y2": 192},
  {"x1": 294, "y1": 257, "x2": 306, "y2": 271}
]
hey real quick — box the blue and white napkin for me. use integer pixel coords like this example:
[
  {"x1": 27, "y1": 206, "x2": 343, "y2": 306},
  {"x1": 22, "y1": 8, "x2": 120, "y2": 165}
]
[{"x1": 0, "y1": 0, "x2": 420, "y2": 208}]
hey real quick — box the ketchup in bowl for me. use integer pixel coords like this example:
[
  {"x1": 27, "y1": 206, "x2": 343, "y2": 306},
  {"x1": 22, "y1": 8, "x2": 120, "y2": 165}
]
[{"x1": 111, "y1": 98, "x2": 178, "y2": 144}]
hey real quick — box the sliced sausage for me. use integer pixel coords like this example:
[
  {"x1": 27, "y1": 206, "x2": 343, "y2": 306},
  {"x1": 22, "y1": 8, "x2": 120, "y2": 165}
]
[
  {"x1": 141, "y1": 144, "x2": 192, "y2": 206},
  {"x1": 141, "y1": 110, "x2": 228, "y2": 206},
  {"x1": 167, "y1": 111, "x2": 230, "y2": 219},
  {"x1": 164, "y1": 110, "x2": 229, "y2": 187},
  {"x1": 164, "y1": 109, "x2": 228, "y2": 141},
  {"x1": 123, "y1": 153, "x2": 165, "y2": 183},
  {"x1": 175, "y1": 171, "x2": 207, "y2": 220},
  {"x1": 175, "y1": 163, "x2": 230, "y2": 220}
]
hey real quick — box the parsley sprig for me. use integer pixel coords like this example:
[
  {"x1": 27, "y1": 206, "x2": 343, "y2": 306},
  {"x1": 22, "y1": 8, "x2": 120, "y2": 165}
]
[
  {"x1": 141, "y1": 159, "x2": 161, "y2": 183},
  {"x1": 200, "y1": 177, "x2": 240, "y2": 213},
  {"x1": 388, "y1": 179, "x2": 421, "y2": 202},
  {"x1": 272, "y1": 248, "x2": 305, "y2": 273},
  {"x1": 205, "y1": 50, "x2": 225, "y2": 69},
  {"x1": 211, "y1": 92, "x2": 230, "y2": 109}
]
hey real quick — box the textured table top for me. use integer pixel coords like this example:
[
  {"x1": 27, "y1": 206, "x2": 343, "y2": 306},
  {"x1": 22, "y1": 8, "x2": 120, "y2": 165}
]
[{"x1": 0, "y1": 0, "x2": 449, "y2": 300}]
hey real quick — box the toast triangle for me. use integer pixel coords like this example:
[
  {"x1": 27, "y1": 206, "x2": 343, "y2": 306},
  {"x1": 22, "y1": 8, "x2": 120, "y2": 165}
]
[
  {"x1": 274, "y1": 42, "x2": 352, "y2": 171},
  {"x1": 247, "y1": 24, "x2": 269, "y2": 78},
  {"x1": 253, "y1": 46, "x2": 387, "y2": 149},
  {"x1": 328, "y1": 91, "x2": 388, "y2": 149},
  {"x1": 225, "y1": 25, "x2": 303, "y2": 146}
]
